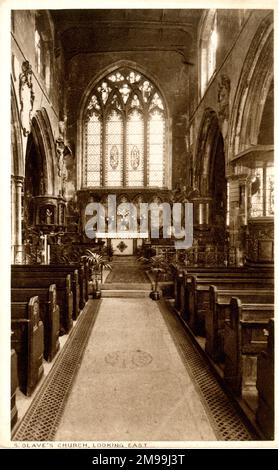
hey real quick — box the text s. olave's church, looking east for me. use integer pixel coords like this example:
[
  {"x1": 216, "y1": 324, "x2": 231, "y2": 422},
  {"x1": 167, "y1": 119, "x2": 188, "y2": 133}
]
[{"x1": 8, "y1": 8, "x2": 274, "y2": 443}]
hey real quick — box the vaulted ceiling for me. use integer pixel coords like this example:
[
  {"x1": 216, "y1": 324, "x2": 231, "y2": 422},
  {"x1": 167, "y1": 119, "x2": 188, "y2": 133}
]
[{"x1": 50, "y1": 9, "x2": 203, "y2": 62}]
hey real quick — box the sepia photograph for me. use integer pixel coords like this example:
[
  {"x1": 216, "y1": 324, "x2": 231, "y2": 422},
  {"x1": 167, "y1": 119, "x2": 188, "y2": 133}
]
[{"x1": 0, "y1": 0, "x2": 276, "y2": 451}]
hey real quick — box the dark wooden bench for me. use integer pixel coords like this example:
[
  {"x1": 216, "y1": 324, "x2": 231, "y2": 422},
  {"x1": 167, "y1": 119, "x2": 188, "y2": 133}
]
[
  {"x1": 12, "y1": 265, "x2": 80, "y2": 320},
  {"x1": 185, "y1": 275, "x2": 274, "y2": 335},
  {"x1": 47, "y1": 263, "x2": 86, "y2": 308},
  {"x1": 16, "y1": 263, "x2": 86, "y2": 310},
  {"x1": 223, "y1": 297, "x2": 274, "y2": 396},
  {"x1": 172, "y1": 264, "x2": 273, "y2": 314},
  {"x1": 256, "y1": 318, "x2": 274, "y2": 440},
  {"x1": 11, "y1": 348, "x2": 18, "y2": 429},
  {"x1": 11, "y1": 274, "x2": 73, "y2": 335},
  {"x1": 171, "y1": 264, "x2": 274, "y2": 313},
  {"x1": 11, "y1": 285, "x2": 60, "y2": 362},
  {"x1": 206, "y1": 286, "x2": 274, "y2": 361},
  {"x1": 11, "y1": 296, "x2": 44, "y2": 396}
]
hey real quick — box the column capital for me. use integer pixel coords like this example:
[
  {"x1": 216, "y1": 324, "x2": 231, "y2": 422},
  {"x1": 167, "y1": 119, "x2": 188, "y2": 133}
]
[{"x1": 11, "y1": 175, "x2": 24, "y2": 186}]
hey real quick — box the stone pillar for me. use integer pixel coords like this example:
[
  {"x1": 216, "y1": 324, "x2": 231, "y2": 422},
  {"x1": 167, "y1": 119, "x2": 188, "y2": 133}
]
[
  {"x1": 11, "y1": 175, "x2": 24, "y2": 264},
  {"x1": 226, "y1": 173, "x2": 248, "y2": 266}
]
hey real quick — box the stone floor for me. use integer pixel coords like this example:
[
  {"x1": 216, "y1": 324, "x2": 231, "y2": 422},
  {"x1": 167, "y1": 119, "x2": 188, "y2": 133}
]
[{"x1": 55, "y1": 298, "x2": 217, "y2": 441}]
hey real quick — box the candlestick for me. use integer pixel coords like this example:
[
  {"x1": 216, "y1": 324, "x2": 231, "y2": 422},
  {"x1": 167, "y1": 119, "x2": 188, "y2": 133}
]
[{"x1": 44, "y1": 235, "x2": 47, "y2": 264}]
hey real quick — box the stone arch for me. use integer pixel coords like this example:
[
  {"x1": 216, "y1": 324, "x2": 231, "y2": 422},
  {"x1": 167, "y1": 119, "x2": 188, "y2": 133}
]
[
  {"x1": 76, "y1": 60, "x2": 171, "y2": 190},
  {"x1": 195, "y1": 108, "x2": 224, "y2": 196},
  {"x1": 194, "y1": 108, "x2": 226, "y2": 241},
  {"x1": 229, "y1": 13, "x2": 273, "y2": 158},
  {"x1": 28, "y1": 108, "x2": 57, "y2": 195}
]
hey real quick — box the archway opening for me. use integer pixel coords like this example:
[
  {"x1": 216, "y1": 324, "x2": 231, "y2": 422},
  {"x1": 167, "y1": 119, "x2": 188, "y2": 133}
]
[{"x1": 24, "y1": 130, "x2": 46, "y2": 235}]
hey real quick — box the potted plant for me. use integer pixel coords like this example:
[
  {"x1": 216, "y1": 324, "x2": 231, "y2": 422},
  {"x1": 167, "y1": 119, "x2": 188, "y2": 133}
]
[
  {"x1": 138, "y1": 254, "x2": 170, "y2": 301},
  {"x1": 81, "y1": 250, "x2": 111, "y2": 299}
]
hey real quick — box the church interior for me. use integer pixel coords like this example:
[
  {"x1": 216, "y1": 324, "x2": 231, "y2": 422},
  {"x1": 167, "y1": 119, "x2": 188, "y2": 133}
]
[{"x1": 9, "y1": 8, "x2": 274, "y2": 443}]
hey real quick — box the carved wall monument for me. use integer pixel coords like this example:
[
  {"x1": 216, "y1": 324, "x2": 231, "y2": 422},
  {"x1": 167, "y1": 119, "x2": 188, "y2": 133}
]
[
  {"x1": 217, "y1": 74, "x2": 230, "y2": 140},
  {"x1": 19, "y1": 61, "x2": 35, "y2": 136}
]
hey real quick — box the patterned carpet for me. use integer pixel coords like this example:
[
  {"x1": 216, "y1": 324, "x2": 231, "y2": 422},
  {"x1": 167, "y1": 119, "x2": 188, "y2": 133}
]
[{"x1": 105, "y1": 263, "x2": 149, "y2": 284}]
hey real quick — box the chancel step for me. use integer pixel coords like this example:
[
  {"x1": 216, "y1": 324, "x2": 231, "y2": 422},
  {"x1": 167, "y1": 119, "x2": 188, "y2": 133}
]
[
  {"x1": 101, "y1": 289, "x2": 151, "y2": 298},
  {"x1": 101, "y1": 283, "x2": 151, "y2": 290}
]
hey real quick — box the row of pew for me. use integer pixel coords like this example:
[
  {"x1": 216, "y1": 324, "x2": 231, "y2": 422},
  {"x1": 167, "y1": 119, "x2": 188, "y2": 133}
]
[
  {"x1": 171, "y1": 264, "x2": 274, "y2": 439},
  {"x1": 10, "y1": 262, "x2": 91, "y2": 429}
]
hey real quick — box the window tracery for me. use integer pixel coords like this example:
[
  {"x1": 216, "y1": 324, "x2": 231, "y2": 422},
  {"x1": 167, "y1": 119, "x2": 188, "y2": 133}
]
[{"x1": 83, "y1": 67, "x2": 166, "y2": 188}]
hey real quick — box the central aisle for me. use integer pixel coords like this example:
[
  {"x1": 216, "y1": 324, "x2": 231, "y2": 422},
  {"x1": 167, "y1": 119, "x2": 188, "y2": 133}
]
[{"x1": 55, "y1": 298, "x2": 217, "y2": 441}]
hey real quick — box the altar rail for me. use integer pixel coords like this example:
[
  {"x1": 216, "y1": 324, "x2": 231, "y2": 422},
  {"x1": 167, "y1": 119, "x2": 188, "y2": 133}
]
[{"x1": 154, "y1": 246, "x2": 237, "y2": 267}]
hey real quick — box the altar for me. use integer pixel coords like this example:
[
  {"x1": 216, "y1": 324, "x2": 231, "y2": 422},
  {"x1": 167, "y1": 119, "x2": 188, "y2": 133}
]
[
  {"x1": 96, "y1": 231, "x2": 148, "y2": 256},
  {"x1": 111, "y1": 238, "x2": 134, "y2": 255}
]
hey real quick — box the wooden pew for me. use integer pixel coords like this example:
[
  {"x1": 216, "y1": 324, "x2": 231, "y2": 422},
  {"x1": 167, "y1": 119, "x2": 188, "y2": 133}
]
[
  {"x1": 11, "y1": 348, "x2": 18, "y2": 429},
  {"x1": 26, "y1": 263, "x2": 86, "y2": 309},
  {"x1": 81, "y1": 259, "x2": 89, "y2": 301},
  {"x1": 12, "y1": 265, "x2": 80, "y2": 320},
  {"x1": 171, "y1": 264, "x2": 274, "y2": 277},
  {"x1": 256, "y1": 318, "x2": 274, "y2": 440},
  {"x1": 206, "y1": 286, "x2": 274, "y2": 361},
  {"x1": 173, "y1": 268, "x2": 183, "y2": 311},
  {"x1": 171, "y1": 264, "x2": 274, "y2": 312},
  {"x1": 11, "y1": 285, "x2": 60, "y2": 362},
  {"x1": 11, "y1": 274, "x2": 73, "y2": 335},
  {"x1": 223, "y1": 297, "x2": 274, "y2": 396},
  {"x1": 185, "y1": 275, "x2": 274, "y2": 335},
  {"x1": 172, "y1": 266, "x2": 273, "y2": 318},
  {"x1": 11, "y1": 296, "x2": 44, "y2": 396}
]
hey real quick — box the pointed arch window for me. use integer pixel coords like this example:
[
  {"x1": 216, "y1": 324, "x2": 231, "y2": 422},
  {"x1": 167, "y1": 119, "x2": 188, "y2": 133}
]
[
  {"x1": 35, "y1": 29, "x2": 42, "y2": 76},
  {"x1": 83, "y1": 67, "x2": 167, "y2": 188},
  {"x1": 200, "y1": 10, "x2": 218, "y2": 96}
]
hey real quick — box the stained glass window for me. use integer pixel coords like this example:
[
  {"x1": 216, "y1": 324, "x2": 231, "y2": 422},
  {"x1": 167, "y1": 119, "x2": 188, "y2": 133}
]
[
  {"x1": 35, "y1": 30, "x2": 42, "y2": 76},
  {"x1": 266, "y1": 166, "x2": 274, "y2": 216},
  {"x1": 106, "y1": 111, "x2": 123, "y2": 187},
  {"x1": 250, "y1": 168, "x2": 263, "y2": 218},
  {"x1": 84, "y1": 113, "x2": 102, "y2": 186},
  {"x1": 250, "y1": 166, "x2": 274, "y2": 218},
  {"x1": 83, "y1": 67, "x2": 167, "y2": 188},
  {"x1": 200, "y1": 10, "x2": 218, "y2": 96},
  {"x1": 148, "y1": 110, "x2": 165, "y2": 187},
  {"x1": 127, "y1": 110, "x2": 144, "y2": 187}
]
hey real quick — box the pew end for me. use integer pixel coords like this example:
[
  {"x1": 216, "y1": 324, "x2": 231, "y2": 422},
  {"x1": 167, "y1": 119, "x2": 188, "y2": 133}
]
[{"x1": 11, "y1": 296, "x2": 44, "y2": 396}]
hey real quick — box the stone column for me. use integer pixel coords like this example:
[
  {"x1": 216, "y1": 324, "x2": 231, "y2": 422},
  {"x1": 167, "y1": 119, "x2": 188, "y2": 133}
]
[
  {"x1": 11, "y1": 175, "x2": 24, "y2": 264},
  {"x1": 226, "y1": 173, "x2": 248, "y2": 266}
]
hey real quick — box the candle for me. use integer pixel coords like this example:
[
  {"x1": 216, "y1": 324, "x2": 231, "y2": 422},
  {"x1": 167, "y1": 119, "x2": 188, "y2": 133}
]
[
  {"x1": 47, "y1": 244, "x2": 50, "y2": 265},
  {"x1": 44, "y1": 235, "x2": 47, "y2": 264}
]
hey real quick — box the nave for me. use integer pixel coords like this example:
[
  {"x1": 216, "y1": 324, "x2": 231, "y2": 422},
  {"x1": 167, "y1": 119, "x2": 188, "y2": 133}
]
[{"x1": 12, "y1": 258, "x2": 256, "y2": 442}]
